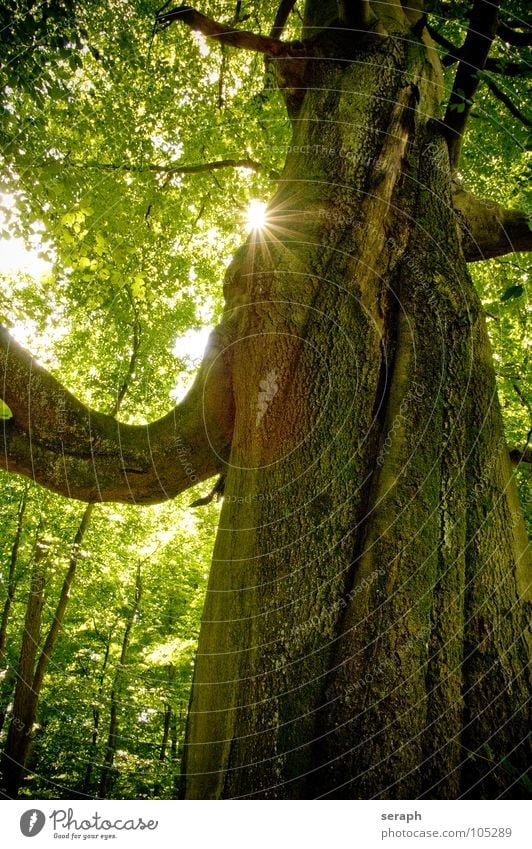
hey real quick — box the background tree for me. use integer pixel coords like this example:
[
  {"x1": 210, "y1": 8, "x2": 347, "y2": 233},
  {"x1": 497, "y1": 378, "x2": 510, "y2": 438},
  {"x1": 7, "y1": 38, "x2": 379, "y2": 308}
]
[{"x1": 0, "y1": 0, "x2": 530, "y2": 799}]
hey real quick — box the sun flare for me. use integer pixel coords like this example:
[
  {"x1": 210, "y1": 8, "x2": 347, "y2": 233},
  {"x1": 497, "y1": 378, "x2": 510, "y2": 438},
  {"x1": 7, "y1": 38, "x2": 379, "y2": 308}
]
[{"x1": 246, "y1": 199, "x2": 267, "y2": 232}]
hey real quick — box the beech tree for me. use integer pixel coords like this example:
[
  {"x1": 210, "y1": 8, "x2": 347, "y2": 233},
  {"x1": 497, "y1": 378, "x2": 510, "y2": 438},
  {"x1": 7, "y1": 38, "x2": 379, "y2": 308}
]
[{"x1": 0, "y1": 0, "x2": 530, "y2": 799}]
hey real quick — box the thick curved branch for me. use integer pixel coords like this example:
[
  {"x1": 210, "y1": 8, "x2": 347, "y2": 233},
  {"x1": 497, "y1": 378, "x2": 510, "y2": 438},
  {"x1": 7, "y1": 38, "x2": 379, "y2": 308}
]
[
  {"x1": 452, "y1": 187, "x2": 532, "y2": 261},
  {"x1": 156, "y1": 5, "x2": 304, "y2": 56},
  {"x1": 0, "y1": 326, "x2": 234, "y2": 504},
  {"x1": 443, "y1": 0, "x2": 502, "y2": 170}
]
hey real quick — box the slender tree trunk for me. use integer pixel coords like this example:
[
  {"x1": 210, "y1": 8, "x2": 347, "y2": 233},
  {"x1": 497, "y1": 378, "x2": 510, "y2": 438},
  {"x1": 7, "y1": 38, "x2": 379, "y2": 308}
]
[
  {"x1": 0, "y1": 667, "x2": 16, "y2": 739},
  {"x1": 98, "y1": 693, "x2": 119, "y2": 798},
  {"x1": 170, "y1": 713, "x2": 178, "y2": 797},
  {"x1": 82, "y1": 630, "x2": 113, "y2": 795},
  {"x1": 0, "y1": 488, "x2": 28, "y2": 666},
  {"x1": 182, "y1": 21, "x2": 530, "y2": 799},
  {"x1": 34, "y1": 505, "x2": 94, "y2": 696},
  {"x1": 0, "y1": 491, "x2": 28, "y2": 741},
  {"x1": 154, "y1": 703, "x2": 172, "y2": 797},
  {"x1": 159, "y1": 704, "x2": 172, "y2": 762},
  {"x1": 0, "y1": 540, "x2": 46, "y2": 797},
  {"x1": 99, "y1": 564, "x2": 141, "y2": 798}
]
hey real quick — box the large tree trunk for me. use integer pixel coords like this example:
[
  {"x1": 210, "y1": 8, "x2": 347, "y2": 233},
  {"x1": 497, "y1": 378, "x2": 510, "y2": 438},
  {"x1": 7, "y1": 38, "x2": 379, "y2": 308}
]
[{"x1": 182, "y1": 19, "x2": 530, "y2": 799}]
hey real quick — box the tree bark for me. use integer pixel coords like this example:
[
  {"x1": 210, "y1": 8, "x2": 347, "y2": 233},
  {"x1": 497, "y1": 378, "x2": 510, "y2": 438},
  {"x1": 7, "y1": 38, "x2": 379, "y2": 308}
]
[{"x1": 181, "y1": 13, "x2": 530, "y2": 799}]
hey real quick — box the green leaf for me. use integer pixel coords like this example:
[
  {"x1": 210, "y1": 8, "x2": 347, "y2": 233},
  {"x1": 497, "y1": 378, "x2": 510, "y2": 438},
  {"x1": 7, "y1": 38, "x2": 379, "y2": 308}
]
[
  {"x1": 500, "y1": 284, "x2": 524, "y2": 302},
  {"x1": 0, "y1": 399, "x2": 13, "y2": 419},
  {"x1": 69, "y1": 54, "x2": 83, "y2": 71}
]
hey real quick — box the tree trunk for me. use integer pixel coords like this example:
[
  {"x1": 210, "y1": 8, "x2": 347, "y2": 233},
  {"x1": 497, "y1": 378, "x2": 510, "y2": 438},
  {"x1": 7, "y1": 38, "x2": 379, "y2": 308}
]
[
  {"x1": 154, "y1": 703, "x2": 172, "y2": 797},
  {"x1": 83, "y1": 630, "x2": 113, "y2": 795},
  {"x1": 182, "y1": 21, "x2": 530, "y2": 799},
  {"x1": 0, "y1": 490, "x2": 28, "y2": 741},
  {"x1": 0, "y1": 667, "x2": 16, "y2": 739},
  {"x1": 170, "y1": 708, "x2": 182, "y2": 798},
  {"x1": 0, "y1": 541, "x2": 46, "y2": 797},
  {"x1": 99, "y1": 564, "x2": 141, "y2": 798},
  {"x1": 159, "y1": 704, "x2": 172, "y2": 763},
  {"x1": 0, "y1": 488, "x2": 27, "y2": 666}
]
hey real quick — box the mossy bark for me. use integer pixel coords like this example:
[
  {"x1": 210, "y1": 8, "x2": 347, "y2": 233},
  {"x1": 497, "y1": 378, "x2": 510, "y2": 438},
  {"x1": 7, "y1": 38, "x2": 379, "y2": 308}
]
[{"x1": 182, "y1": 25, "x2": 530, "y2": 799}]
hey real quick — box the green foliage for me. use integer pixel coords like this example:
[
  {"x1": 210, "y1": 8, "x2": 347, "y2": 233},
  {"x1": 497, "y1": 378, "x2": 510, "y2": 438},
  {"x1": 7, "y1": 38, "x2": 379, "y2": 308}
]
[{"x1": 0, "y1": 474, "x2": 220, "y2": 798}]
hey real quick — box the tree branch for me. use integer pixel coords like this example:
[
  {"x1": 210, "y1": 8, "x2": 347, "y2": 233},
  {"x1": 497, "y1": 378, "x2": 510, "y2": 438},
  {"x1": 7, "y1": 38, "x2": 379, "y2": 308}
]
[
  {"x1": 0, "y1": 325, "x2": 234, "y2": 504},
  {"x1": 485, "y1": 57, "x2": 529, "y2": 76},
  {"x1": 156, "y1": 5, "x2": 304, "y2": 57},
  {"x1": 452, "y1": 186, "x2": 532, "y2": 261},
  {"x1": 427, "y1": 23, "x2": 529, "y2": 75},
  {"x1": 426, "y1": 23, "x2": 462, "y2": 68},
  {"x1": 512, "y1": 384, "x2": 532, "y2": 415},
  {"x1": 270, "y1": 0, "x2": 297, "y2": 38},
  {"x1": 443, "y1": 0, "x2": 502, "y2": 170},
  {"x1": 112, "y1": 313, "x2": 141, "y2": 416},
  {"x1": 497, "y1": 21, "x2": 532, "y2": 47},
  {"x1": 482, "y1": 74, "x2": 531, "y2": 127},
  {"x1": 38, "y1": 157, "x2": 280, "y2": 182}
]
